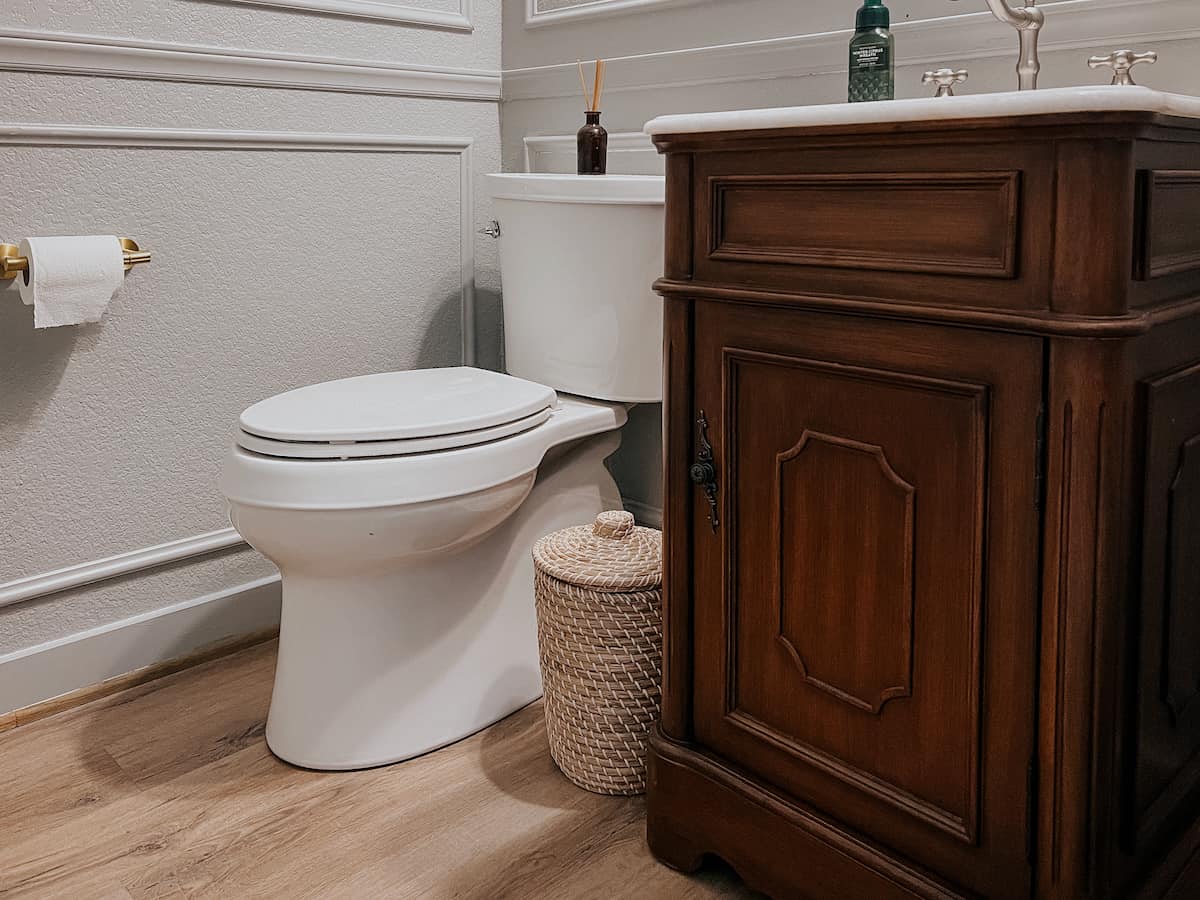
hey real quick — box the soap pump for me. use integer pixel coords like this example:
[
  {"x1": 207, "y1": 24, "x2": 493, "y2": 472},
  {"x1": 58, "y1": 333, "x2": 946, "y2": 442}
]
[{"x1": 848, "y1": 0, "x2": 895, "y2": 103}]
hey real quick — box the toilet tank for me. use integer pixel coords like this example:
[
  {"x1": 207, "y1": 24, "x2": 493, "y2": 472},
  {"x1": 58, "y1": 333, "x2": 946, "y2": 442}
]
[{"x1": 486, "y1": 174, "x2": 664, "y2": 403}]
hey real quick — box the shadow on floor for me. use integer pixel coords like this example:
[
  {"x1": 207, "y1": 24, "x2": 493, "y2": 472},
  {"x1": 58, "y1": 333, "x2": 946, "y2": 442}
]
[{"x1": 476, "y1": 681, "x2": 577, "y2": 812}]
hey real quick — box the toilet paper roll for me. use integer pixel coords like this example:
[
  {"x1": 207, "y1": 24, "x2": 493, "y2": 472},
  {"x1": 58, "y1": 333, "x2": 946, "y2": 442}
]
[{"x1": 18, "y1": 235, "x2": 125, "y2": 329}]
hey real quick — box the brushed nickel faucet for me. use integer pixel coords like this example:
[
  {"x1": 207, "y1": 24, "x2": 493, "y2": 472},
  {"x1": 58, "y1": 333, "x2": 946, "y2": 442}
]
[{"x1": 951, "y1": 0, "x2": 1044, "y2": 91}]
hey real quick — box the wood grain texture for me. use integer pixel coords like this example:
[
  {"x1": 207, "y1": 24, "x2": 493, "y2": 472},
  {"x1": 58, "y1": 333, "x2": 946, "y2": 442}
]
[
  {"x1": 648, "y1": 730, "x2": 966, "y2": 900},
  {"x1": 773, "y1": 430, "x2": 915, "y2": 717},
  {"x1": 1122, "y1": 351, "x2": 1200, "y2": 864},
  {"x1": 664, "y1": 153, "x2": 695, "y2": 282},
  {"x1": 0, "y1": 641, "x2": 757, "y2": 900},
  {"x1": 660, "y1": 294, "x2": 695, "y2": 742},
  {"x1": 689, "y1": 303, "x2": 1037, "y2": 892},
  {"x1": 709, "y1": 172, "x2": 1020, "y2": 278},
  {"x1": 1050, "y1": 138, "x2": 1136, "y2": 317},
  {"x1": 652, "y1": 278, "x2": 1200, "y2": 339},
  {"x1": 651, "y1": 111, "x2": 1200, "y2": 900},
  {"x1": 1132, "y1": 141, "x2": 1200, "y2": 310},
  {"x1": 690, "y1": 143, "x2": 1052, "y2": 314},
  {"x1": 1138, "y1": 171, "x2": 1200, "y2": 280}
]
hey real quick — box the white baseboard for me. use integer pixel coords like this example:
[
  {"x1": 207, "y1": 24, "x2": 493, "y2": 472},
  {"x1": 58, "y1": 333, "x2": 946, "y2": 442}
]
[
  {"x1": 0, "y1": 575, "x2": 281, "y2": 716},
  {"x1": 624, "y1": 499, "x2": 663, "y2": 530}
]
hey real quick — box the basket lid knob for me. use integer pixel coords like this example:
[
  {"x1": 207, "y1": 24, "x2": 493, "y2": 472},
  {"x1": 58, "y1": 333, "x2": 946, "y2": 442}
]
[
  {"x1": 592, "y1": 510, "x2": 636, "y2": 540},
  {"x1": 533, "y1": 509, "x2": 661, "y2": 591}
]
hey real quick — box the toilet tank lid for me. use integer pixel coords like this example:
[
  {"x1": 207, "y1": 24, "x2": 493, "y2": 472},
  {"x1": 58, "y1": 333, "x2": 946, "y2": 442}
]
[
  {"x1": 487, "y1": 173, "x2": 664, "y2": 205},
  {"x1": 239, "y1": 367, "x2": 557, "y2": 443}
]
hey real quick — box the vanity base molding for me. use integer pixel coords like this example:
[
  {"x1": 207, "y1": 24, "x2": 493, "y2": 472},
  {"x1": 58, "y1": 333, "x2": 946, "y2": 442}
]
[{"x1": 648, "y1": 730, "x2": 967, "y2": 900}]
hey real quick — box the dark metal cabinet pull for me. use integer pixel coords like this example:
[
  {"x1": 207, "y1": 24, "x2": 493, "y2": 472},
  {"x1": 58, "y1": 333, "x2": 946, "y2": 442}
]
[{"x1": 691, "y1": 410, "x2": 719, "y2": 531}]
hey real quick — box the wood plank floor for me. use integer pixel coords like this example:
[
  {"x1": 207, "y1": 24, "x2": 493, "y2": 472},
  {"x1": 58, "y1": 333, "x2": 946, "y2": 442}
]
[{"x1": 0, "y1": 641, "x2": 758, "y2": 899}]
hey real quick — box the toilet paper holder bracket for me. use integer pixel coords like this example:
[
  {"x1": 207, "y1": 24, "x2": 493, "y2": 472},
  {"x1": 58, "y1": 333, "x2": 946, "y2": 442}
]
[{"x1": 0, "y1": 238, "x2": 151, "y2": 280}]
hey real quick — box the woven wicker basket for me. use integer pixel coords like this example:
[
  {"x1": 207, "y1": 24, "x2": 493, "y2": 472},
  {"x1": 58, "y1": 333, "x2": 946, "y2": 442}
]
[{"x1": 532, "y1": 510, "x2": 663, "y2": 796}]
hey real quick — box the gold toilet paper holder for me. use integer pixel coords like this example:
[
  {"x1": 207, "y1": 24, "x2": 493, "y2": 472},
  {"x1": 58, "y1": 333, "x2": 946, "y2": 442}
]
[{"x1": 0, "y1": 238, "x2": 151, "y2": 280}]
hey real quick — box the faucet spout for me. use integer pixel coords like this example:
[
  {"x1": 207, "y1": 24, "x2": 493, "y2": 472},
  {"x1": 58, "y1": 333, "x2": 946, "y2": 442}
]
[{"x1": 952, "y1": 0, "x2": 1044, "y2": 91}]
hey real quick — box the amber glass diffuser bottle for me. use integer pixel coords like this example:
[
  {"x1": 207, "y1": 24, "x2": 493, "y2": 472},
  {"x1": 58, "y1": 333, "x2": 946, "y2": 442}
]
[{"x1": 577, "y1": 59, "x2": 608, "y2": 175}]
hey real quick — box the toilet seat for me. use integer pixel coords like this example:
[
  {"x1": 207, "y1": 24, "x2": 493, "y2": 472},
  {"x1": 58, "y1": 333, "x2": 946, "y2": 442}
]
[
  {"x1": 238, "y1": 407, "x2": 552, "y2": 460},
  {"x1": 222, "y1": 395, "x2": 627, "y2": 511},
  {"x1": 236, "y1": 367, "x2": 557, "y2": 460}
]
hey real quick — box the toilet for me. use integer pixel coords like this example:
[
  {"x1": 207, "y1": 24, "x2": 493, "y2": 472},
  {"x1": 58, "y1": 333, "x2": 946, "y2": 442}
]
[{"x1": 219, "y1": 174, "x2": 665, "y2": 770}]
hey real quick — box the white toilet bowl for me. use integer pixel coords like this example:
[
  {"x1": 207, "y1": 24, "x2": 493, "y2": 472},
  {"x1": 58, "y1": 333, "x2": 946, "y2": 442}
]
[
  {"x1": 221, "y1": 370, "x2": 627, "y2": 769},
  {"x1": 221, "y1": 173, "x2": 664, "y2": 770}
]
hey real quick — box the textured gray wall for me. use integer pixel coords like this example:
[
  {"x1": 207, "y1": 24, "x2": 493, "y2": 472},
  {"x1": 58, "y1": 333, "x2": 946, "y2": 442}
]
[{"x1": 0, "y1": 1, "x2": 502, "y2": 656}]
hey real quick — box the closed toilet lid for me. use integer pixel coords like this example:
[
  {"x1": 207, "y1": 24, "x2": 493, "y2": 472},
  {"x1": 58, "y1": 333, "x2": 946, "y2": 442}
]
[{"x1": 238, "y1": 367, "x2": 557, "y2": 445}]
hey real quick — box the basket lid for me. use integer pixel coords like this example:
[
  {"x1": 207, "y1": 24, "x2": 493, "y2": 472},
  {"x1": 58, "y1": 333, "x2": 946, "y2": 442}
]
[{"x1": 533, "y1": 510, "x2": 662, "y2": 592}]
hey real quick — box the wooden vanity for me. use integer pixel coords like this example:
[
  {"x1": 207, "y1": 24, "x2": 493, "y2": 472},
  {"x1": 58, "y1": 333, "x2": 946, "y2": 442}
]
[{"x1": 645, "y1": 95, "x2": 1200, "y2": 899}]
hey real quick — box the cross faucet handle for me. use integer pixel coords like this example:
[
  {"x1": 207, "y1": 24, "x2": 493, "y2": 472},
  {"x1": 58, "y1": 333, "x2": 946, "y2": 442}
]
[
  {"x1": 922, "y1": 68, "x2": 969, "y2": 97},
  {"x1": 1088, "y1": 49, "x2": 1158, "y2": 86}
]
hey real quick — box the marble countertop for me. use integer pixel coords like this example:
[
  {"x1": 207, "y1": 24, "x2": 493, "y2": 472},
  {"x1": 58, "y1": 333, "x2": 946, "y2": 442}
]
[{"x1": 644, "y1": 85, "x2": 1200, "y2": 136}]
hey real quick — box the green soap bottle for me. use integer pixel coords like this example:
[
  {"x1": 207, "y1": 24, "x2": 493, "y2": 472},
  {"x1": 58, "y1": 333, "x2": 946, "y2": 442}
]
[{"x1": 848, "y1": 0, "x2": 895, "y2": 103}]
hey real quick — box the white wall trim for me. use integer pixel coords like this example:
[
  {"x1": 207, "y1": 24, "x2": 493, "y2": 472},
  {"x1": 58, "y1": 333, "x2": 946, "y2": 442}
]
[
  {"x1": 524, "y1": 0, "x2": 702, "y2": 29},
  {"x1": 221, "y1": 0, "x2": 473, "y2": 30},
  {"x1": 0, "y1": 123, "x2": 477, "y2": 364},
  {"x1": 504, "y1": 0, "x2": 1200, "y2": 101},
  {"x1": 0, "y1": 28, "x2": 500, "y2": 100},
  {"x1": 0, "y1": 529, "x2": 246, "y2": 610},
  {"x1": 522, "y1": 130, "x2": 654, "y2": 171},
  {"x1": 0, "y1": 576, "x2": 281, "y2": 716},
  {"x1": 0, "y1": 123, "x2": 471, "y2": 151},
  {"x1": 0, "y1": 126, "x2": 478, "y2": 611}
]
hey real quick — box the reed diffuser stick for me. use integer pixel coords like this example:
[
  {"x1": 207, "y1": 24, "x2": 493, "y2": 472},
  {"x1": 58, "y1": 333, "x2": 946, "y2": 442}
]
[
  {"x1": 591, "y1": 59, "x2": 606, "y2": 112},
  {"x1": 577, "y1": 60, "x2": 591, "y2": 111}
]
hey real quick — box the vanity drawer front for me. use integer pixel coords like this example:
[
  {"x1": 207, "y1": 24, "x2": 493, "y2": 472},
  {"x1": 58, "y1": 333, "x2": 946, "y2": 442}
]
[
  {"x1": 691, "y1": 145, "x2": 1054, "y2": 312},
  {"x1": 710, "y1": 172, "x2": 1020, "y2": 277}
]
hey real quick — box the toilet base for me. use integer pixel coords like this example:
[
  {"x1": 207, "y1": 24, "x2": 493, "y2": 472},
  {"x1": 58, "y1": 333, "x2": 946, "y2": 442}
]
[{"x1": 259, "y1": 432, "x2": 624, "y2": 771}]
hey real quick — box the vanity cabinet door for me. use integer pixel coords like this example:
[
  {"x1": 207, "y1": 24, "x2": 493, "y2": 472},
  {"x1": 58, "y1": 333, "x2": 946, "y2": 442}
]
[{"x1": 689, "y1": 300, "x2": 1042, "y2": 899}]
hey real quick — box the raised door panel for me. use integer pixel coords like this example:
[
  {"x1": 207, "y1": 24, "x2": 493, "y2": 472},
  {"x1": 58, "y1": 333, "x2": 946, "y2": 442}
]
[
  {"x1": 1129, "y1": 360, "x2": 1200, "y2": 850},
  {"x1": 1136, "y1": 171, "x2": 1200, "y2": 280},
  {"x1": 1130, "y1": 143, "x2": 1200, "y2": 311},
  {"x1": 691, "y1": 301, "x2": 1042, "y2": 899},
  {"x1": 775, "y1": 430, "x2": 917, "y2": 716},
  {"x1": 723, "y1": 352, "x2": 985, "y2": 843}
]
